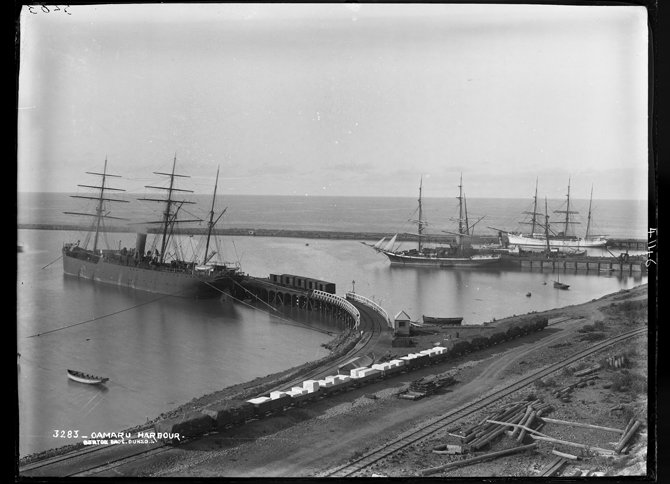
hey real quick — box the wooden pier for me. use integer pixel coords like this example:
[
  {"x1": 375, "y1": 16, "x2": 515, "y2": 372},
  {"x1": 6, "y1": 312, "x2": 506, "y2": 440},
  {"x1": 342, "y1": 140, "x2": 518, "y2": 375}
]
[
  {"x1": 238, "y1": 276, "x2": 360, "y2": 328},
  {"x1": 501, "y1": 255, "x2": 647, "y2": 274}
]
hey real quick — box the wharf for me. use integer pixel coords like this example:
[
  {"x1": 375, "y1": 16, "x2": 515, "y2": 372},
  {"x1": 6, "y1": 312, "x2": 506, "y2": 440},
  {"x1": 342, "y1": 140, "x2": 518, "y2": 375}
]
[{"x1": 499, "y1": 254, "x2": 647, "y2": 274}]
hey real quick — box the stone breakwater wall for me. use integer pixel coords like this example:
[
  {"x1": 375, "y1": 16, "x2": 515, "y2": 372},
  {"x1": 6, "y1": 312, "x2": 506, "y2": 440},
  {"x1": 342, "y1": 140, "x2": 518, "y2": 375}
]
[{"x1": 18, "y1": 224, "x2": 644, "y2": 247}]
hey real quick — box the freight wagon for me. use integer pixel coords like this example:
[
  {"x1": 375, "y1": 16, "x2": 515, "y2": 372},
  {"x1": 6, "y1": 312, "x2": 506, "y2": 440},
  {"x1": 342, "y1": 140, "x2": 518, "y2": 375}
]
[{"x1": 156, "y1": 317, "x2": 547, "y2": 443}]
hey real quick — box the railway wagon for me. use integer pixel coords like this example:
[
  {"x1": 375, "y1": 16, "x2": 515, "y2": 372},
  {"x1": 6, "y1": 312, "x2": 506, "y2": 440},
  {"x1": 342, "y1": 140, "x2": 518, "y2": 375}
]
[
  {"x1": 158, "y1": 315, "x2": 551, "y2": 444},
  {"x1": 202, "y1": 400, "x2": 256, "y2": 430},
  {"x1": 269, "y1": 273, "x2": 336, "y2": 294},
  {"x1": 154, "y1": 411, "x2": 216, "y2": 443}
]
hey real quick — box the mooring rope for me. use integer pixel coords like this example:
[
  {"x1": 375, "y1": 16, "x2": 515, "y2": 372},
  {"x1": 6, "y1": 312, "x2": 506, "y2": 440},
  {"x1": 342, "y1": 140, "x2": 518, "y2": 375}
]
[
  {"x1": 200, "y1": 279, "x2": 334, "y2": 335},
  {"x1": 25, "y1": 290, "x2": 184, "y2": 338},
  {"x1": 40, "y1": 255, "x2": 63, "y2": 270}
]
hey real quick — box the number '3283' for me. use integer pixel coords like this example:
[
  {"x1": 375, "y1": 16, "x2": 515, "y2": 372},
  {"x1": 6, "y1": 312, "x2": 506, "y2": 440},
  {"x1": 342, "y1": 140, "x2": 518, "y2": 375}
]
[{"x1": 28, "y1": 5, "x2": 71, "y2": 15}]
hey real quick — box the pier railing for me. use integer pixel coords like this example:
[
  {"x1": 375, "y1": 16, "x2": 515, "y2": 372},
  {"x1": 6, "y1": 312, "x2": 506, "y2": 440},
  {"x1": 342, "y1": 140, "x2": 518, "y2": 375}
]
[
  {"x1": 345, "y1": 292, "x2": 393, "y2": 329},
  {"x1": 311, "y1": 290, "x2": 361, "y2": 329}
]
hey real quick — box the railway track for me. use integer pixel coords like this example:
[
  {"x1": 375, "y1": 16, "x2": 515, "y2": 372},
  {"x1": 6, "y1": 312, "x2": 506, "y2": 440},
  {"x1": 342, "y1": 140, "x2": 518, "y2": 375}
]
[
  {"x1": 19, "y1": 302, "x2": 387, "y2": 478},
  {"x1": 324, "y1": 327, "x2": 646, "y2": 477},
  {"x1": 260, "y1": 302, "x2": 386, "y2": 393}
]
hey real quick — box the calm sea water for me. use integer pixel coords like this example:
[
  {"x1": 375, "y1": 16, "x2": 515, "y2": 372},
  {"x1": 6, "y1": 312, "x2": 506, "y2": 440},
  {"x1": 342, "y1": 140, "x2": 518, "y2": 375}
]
[
  {"x1": 18, "y1": 192, "x2": 649, "y2": 239},
  {"x1": 17, "y1": 194, "x2": 648, "y2": 457}
]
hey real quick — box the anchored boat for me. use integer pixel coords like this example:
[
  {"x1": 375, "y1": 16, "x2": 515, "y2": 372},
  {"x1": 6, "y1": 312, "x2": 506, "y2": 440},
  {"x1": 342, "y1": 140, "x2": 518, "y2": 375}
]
[
  {"x1": 61, "y1": 157, "x2": 245, "y2": 298},
  {"x1": 422, "y1": 316, "x2": 463, "y2": 325},
  {"x1": 502, "y1": 179, "x2": 607, "y2": 250},
  {"x1": 66, "y1": 369, "x2": 109, "y2": 385},
  {"x1": 365, "y1": 175, "x2": 501, "y2": 268}
]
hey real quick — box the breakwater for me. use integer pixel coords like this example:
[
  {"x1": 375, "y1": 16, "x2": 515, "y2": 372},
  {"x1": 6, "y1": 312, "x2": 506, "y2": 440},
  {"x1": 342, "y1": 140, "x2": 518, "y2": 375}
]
[{"x1": 16, "y1": 223, "x2": 644, "y2": 249}]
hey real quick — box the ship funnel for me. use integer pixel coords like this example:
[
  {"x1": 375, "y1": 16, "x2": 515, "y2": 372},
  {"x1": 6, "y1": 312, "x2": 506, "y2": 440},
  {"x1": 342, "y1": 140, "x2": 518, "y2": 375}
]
[{"x1": 135, "y1": 233, "x2": 147, "y2": 256}]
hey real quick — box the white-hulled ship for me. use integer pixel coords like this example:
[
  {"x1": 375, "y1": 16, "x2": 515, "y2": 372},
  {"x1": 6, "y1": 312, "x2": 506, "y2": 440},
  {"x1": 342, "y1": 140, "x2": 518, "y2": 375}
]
[
  {"x1": 504, "y1": 180, "x2": 607, "y2": 249},
  {"x1": 366, "y1": 176, "x2": 501, "y2": 268},
  {"x1": 62, "y1": 157, "x2": 245, "y2": 298}
]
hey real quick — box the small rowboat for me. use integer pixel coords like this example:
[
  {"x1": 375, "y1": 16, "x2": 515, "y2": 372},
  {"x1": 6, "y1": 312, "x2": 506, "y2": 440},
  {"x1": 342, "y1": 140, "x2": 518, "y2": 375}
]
[
  {"x1": 422, "y1": 316, "x2": 464, "y2": 325},
  {"x1": 67, "y1": 369, "x2": 109, "y2": 385}
]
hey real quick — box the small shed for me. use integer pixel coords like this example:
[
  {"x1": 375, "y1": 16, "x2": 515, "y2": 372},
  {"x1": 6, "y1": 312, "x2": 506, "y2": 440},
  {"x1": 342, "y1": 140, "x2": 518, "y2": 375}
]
[{"x1": 394, "y1": 310, "x2": 412, "y2": 336}]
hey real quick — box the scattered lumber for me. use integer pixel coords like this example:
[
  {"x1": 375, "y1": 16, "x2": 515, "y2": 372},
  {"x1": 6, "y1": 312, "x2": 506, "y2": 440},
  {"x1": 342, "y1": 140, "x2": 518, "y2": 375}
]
[
  {"x1": 573, "y1": 364, "x2": 601, "y2": 377},
  {"x1": 530, "y1": 435, "x2": 616, "y2": 456},
  {"x1": 539, "y1": 456, "x2": 567, "y2": 477},
  {"x1": 457, "y1": 400, "x2": 553, "y2": 451},
  {"x1": 540, "y1": 417, "x2": 624, "y2": 434},
  {"x1": 432, "y1": 444, "x2": 464, "y2": 455},
  {"x1": 552, "y1": 449, "x2": 579, "y2": 460},
  {"x1": 420, "y1": 443, "x2": 538, "y2": 476},
  {"x1": 615, "y1": 420, "x2": 641, "y2": 453},
  {"x1": 552, "y1": 375, "x2": 598, "y2": 397}
]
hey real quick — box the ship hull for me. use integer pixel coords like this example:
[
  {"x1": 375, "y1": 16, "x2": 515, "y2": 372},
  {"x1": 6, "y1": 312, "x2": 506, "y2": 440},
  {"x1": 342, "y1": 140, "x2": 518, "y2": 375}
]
[
  {"x1": 380, "y1": 250, "x2": 501, "y2": 267},
  {"x1": 507, "y1": 233, "x2": 607, "y2": 249},
  {"x1": 62, "y1": 250, "x2": 238, "y2": 298}
]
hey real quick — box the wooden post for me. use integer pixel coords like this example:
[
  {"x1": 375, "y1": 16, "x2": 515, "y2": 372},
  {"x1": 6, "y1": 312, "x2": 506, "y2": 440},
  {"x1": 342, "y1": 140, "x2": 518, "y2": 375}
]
[
  {"x1": 615, "y1": 420, "x2": 641, "y2": 453},
  {"x1": 530, "y1": 435, "x2": 615, "y2": 456},
  {"x1": 419, "y1": 443, "x2": 537, "y2": 476},
  {"x1": 540, "y1": 417, "x2": 624, "y2": 434}
]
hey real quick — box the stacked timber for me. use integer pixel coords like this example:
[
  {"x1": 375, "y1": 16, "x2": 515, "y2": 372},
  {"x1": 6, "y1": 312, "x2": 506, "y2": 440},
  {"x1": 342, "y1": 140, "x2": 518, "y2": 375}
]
[
  {"x1": 605, "y1": 355, "x2": 627, "y2": 368},
  {"x1": 400, "y1": 374, "x2": 456, "y2": 400},
  {"x1": 454, "y1": 400, "x2": 553, "y2": 452},
  {"x1": 573, "y1": 364, "x2": 601, "y2": 377}
]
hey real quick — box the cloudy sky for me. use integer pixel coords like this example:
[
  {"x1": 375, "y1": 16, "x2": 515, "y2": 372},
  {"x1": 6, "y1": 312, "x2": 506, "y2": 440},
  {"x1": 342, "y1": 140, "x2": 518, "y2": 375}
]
[{"x1": 17, "y1": 3, "x2": 648, "y2": 200}]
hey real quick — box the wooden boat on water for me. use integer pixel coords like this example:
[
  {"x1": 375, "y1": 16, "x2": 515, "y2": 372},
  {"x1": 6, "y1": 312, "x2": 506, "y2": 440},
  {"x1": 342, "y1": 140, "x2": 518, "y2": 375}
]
[
  {"x1": 422, "y1": 316, "x2": 464, "y2": 325},
  {"x1": 67, "y1": 369, "x2": 109, "y2": 385},
  {"x1": 553, "y1": 281, "x2": 570, "y2": 290}
]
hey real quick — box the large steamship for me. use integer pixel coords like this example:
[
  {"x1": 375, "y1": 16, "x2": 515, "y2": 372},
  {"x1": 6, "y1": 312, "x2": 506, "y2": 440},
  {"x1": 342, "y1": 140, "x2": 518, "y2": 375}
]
[{"x1": 62, "y1": 157, "x2": 244, "y2": 298}]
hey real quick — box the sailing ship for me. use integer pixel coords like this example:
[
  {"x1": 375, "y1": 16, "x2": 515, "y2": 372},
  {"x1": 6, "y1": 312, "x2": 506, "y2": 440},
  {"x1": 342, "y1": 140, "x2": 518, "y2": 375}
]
[
  {"x1": 504, "y1": 179, "x2": 607, "y2": 249},
  {"x1": 66, "y1": 369, "x2": 109, "y2": 385},
  {"x1": 61, "y1": 157, "x2": 245, "y2": 298},
  {"x1": 366, "y1": 176, "x2": 501, "y2": 267}
]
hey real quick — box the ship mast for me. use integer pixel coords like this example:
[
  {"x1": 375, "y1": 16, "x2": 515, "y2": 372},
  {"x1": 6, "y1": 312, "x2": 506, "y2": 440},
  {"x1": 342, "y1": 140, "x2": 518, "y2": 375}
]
[
  {"x1": 139, "y1": 155, "x2": 199, "y2": 264},
  {"x1": 203, "y1": 166, "x2": 227, "y2": 265},
  {"x1": 585, "y1": 185, "x2": 594, "y2": 240},
  {"x1": 457, "y1": 174, "x2": 465, "y2": 251},
  {"x1": 64, "y1": 157, "x2": 128, "y2": 252},
  {"x1": 417, "y1": 176, "x2": 424, "y2": 252},
  {"x1": 544, "y1": 197, "x2": 551, "y2": 255},
  {"x1": 553, "y1": 178, "x2": 580, "y2": 236},
  {"x1": 521, "y1": 178, "x2": 540, "y2": 235},
  {"x1": 463, "y1": 191, "x2": 470, "y2": 236}
]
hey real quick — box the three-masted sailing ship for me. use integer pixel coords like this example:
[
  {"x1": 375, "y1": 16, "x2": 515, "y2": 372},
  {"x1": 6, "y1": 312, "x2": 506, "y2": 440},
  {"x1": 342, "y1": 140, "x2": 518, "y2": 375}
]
[
  {"x1": 366, "y1": 176, "x2": 501, "y2": 267},
  {"x1": 62, "y1": 157, "x2": 245, "y2": 298},
  {"x1": 504, "y1": 179, "x2": 607, "y2": 250}
]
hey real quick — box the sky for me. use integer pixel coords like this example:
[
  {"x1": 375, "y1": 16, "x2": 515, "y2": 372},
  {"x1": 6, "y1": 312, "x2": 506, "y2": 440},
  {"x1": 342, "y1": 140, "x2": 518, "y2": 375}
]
[{"x1": 17, "y1": 3, "x2": 649, "y2": 200}]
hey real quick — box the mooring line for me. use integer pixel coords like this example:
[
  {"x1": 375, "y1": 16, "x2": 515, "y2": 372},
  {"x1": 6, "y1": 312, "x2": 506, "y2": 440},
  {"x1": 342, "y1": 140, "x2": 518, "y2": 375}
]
[
  {"x1": 40, "y1": 255, "x2": 63, "y2": 270},
  {"x1": 200, "y1": 279, "x2": 334, "y2": 335},
  {"x1": 25, "y1": 290, "x2": 184, "y2": 338}
]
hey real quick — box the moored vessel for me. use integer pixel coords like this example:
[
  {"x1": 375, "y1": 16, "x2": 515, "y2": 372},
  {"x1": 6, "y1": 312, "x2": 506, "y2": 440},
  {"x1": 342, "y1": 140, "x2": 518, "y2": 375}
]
[
  {"x1": 503, "y1": 179, "x2": 607, "y2": 249},
  {"x1": 66, "y1": 369, "x2": 109, "y2": 385},
  {"x1": 61, "y1": 157, "x2": 245, "y2": 298},
  {"x1": 366, "y1": 175, "x2": 501, "y2": 268}
]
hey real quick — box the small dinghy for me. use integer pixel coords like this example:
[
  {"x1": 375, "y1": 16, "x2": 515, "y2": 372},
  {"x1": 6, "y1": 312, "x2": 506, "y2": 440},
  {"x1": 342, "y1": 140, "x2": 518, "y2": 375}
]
[{"x1": 67, "y1": 369, "x2": 109, "y2": 385}]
